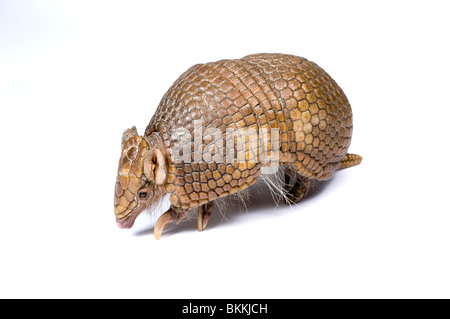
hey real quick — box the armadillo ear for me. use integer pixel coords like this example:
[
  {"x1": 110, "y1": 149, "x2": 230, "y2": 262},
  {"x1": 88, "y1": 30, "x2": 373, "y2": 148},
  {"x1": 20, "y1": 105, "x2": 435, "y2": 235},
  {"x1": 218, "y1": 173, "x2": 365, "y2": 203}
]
[
  {"x1": 121, "y1": 126, "x2": 138, "y2": 148},
  {"x1": 154, "y1": 148, "x2": 167, "y2": 185},
  {"x1": 144, "y1": 148, "x2": 167, "y2": 185}
]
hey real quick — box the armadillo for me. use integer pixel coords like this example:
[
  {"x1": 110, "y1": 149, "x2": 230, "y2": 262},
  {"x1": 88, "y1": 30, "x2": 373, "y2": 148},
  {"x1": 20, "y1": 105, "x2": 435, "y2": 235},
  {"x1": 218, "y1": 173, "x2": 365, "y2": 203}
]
[{"x1": 114, "y1": 53, "x2": 362, "y2": 239}]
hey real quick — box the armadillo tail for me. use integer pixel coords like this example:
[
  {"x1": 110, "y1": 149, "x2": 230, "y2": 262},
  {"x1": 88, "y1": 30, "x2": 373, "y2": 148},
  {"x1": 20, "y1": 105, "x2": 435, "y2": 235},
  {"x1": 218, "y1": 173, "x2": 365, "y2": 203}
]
[{"x1": 340, "y1": 153, "x2": 363, "y2": 170}]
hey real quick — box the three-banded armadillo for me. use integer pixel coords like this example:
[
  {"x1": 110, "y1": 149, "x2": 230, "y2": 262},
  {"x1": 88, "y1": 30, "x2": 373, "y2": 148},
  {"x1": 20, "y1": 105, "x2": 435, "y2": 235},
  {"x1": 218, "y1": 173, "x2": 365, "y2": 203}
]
[{"x1": 114, "y1": 53, "x2": 362, "y2": 239}]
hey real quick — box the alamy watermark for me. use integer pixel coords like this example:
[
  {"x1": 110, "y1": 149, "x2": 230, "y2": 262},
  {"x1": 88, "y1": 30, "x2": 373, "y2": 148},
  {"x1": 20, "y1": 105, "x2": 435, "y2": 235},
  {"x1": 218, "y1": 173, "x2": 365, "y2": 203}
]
[{"x1": 171, "y1": 120, "x2": 280, "y2": 174}]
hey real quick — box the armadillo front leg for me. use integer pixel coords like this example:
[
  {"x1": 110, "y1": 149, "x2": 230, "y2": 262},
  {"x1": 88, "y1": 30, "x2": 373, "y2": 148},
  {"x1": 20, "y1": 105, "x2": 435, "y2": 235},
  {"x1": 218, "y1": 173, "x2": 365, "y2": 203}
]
[
  {"x1": 154, "y1": 206, "x2": 189, "y2": 240},
  {"x1": 197, "y1": 202, "x2": 214, "y2": 232},
  {"x1": 286, "y1": 175, "x2": 311, "y2": 204}
]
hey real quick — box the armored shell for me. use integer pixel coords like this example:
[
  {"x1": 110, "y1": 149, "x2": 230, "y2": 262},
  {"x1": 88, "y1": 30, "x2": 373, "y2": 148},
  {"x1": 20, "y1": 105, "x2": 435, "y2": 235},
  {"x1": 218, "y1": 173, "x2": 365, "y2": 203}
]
[{"x1": 145, "y1": 53, "x2": 354, "y2": 210}]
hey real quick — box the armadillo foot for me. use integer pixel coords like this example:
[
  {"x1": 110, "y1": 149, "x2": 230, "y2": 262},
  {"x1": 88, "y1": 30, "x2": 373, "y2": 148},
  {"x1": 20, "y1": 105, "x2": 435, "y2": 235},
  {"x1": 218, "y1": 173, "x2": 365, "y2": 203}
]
[
  {"x1": 197, "y1": 202, "x2": 214, "y2": 232},
  {"x1": 154, "y1": 207, "x2": 189, "y2": 240},
  {"x1": 285, "y1": 175, "x2": 311, "y2": 205},
  {"x1": 154, "y1": 210, "x2": 175, "y2": 240}
]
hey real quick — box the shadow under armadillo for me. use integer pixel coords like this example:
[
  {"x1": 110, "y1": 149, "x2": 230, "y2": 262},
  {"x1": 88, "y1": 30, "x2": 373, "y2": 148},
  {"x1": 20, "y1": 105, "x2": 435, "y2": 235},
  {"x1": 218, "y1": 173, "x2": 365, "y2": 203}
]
[{"x1": 133, "y1": 175, "x2": 336, "y2": 238}]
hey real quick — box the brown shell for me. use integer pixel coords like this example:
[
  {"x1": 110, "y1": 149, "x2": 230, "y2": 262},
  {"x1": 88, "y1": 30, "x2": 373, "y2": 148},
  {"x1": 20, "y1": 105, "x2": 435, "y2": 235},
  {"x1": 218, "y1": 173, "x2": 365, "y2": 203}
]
[{"x1": 145, "y1": 53, "x2": 353, "y2": 210}]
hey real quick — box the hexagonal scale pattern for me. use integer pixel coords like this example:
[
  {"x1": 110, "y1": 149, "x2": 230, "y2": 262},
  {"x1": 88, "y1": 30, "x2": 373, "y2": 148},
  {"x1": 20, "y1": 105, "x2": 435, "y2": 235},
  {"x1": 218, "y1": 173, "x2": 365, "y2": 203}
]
[{"x1": 145, "y1": 53, "x2": 353, "y2": 209}]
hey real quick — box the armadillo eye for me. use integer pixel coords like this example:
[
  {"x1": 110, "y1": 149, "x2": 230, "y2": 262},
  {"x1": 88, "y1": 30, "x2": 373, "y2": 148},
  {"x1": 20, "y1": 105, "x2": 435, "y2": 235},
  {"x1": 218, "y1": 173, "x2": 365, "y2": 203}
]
[{"x1": 139, "y1": 191, "x2": 148, "y2": 199}]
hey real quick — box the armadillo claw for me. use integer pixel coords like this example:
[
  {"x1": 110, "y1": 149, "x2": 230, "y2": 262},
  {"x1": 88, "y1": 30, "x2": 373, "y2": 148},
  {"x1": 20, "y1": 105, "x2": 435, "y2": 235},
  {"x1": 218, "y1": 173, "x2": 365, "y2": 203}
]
[
  {"x1": 197, "y1": 202, "x2": 213, "y2": 232},
  {"x1": 197, "y1": 212, "x2": 211, "y2": 232},
  {"x1": 154, "y1": 207, "x2": 190, "y2": 239},
  {"x1": 154, "y1": 210, "x2": 176, "y2": 240},
  {"x1": 285, "y1": 176, "x2": 311, "y2": 205}
]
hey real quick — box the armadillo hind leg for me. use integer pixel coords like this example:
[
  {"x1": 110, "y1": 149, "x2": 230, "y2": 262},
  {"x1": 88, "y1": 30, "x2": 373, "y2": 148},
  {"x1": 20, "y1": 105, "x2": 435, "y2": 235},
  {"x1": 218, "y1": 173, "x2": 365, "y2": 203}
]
[
  {"x1": 285, "y1": 175, "x2": 311, "y2": 204},
  {"x1": 197, "y1": 202, "x2": 214, "y2": 232},
  {"x1": 154, "y1": 206, "x2": 190, "y2": 240},
  {"x1": 340, "y1": 153, "x2": 363, "y2": 170}
]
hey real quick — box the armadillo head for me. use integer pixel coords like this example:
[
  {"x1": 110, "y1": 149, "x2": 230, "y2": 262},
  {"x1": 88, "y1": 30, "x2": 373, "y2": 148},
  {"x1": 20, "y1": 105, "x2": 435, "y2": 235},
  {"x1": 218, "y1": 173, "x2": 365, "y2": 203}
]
[{"x1": 114, "y1": 127, "x2": 167, "y2": 229}]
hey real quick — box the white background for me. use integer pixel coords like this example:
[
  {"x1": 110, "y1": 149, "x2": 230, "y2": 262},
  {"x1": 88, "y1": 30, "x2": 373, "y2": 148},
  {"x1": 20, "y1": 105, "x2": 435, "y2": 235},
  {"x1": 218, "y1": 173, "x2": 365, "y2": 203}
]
[{"x1": 1, "y1": 0, "x2": 449, "y2": 298}]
